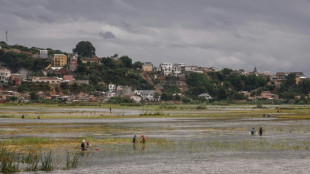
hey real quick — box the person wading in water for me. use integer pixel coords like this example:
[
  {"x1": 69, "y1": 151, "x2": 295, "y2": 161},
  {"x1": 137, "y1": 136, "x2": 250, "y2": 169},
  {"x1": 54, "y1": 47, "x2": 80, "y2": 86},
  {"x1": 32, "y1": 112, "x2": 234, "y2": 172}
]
[
  {"x1": 251, "y1": 128, "x2": 255, "y2": 135},
  {"x1": 81, "y1": 140, "x2": 86, "y2": 151},
  {"x1": 140, "y1": 134, "x2": 146, "y2": 143},
  {"x1": 259, "y1": 127, "x2": 263, "y2": 136},
  {"x1": 132, "y1": 135, "x2": 138, "y2": 143}
]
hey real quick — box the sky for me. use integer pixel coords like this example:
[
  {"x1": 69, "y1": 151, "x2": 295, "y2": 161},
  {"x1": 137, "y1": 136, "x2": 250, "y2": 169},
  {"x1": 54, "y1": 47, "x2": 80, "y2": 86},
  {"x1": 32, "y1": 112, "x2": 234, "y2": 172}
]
[{"x1": 1, "y1": 0, "x2": 310, "y2": 75}]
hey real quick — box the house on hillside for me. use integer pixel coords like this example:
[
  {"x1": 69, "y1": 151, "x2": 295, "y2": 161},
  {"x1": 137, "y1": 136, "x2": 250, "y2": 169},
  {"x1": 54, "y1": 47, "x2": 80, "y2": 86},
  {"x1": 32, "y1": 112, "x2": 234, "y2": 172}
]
[
  {"x1": 39, "y1": 50, "x2": 48, "y2": 59},
  {"x1": 32, "y1": 76, "x2": 63, "y2": 84},
  {"x1": 81, "y1": 55, "x2": 100, "y2": 64},
  {"x1": 172, "y1": 63, "x2": 185, "y2": 77},
  {"x1": 142, "y1": 62, "x2": 153, "y2": 72},
  {"x1": 185, "y1": 66, "x2": 203, "y2": 73},
  {"x1": 0, "y1": 91, "x2": 21, "y2": 102},
  {"x1": 52, "y1": 54, "x2": 67, "y2": 67},
  {"x1": 109, "y1": 84, "x2": 116, "y2": 92},
  {"x1": 0, "y1": 68, "x2": 11, "y2": 84},
  {"x1": 261, "y1": 91, "x2": 279, "y2": 100},
  {"x1": 10, "y1": 74, "x2": 22, "y2": 86},
  {"x1": 134, "y1": 90, "x2": 158, "y2": 101},
  {"x1": 63, "y1": 75, "x2": 75, "y2": 82},
  {"x1": 198, "y1": 93, "x2": 213, "y2": 100},
  {"x1": 69, "y1": 56, "x2": 78, "y2": 71},
  {"x1": 130, "y1": 95, "x2": 142, "y2": 103},
  {"x1": 106, "y1": 92, "x2": 116, "y2": 98},
  {"x1": 276, "y1": 72, "x2": 287, "y2": 81},
  {"x1": 116, "y1": 85, "x2": 132, "y2": 96},
  {"x1": 160, "y1": 63, "x2": 173, "y2": 76},
  {"x1": 48, "y1": 67, "x2": 68, "y2": 76},
  {"x1": 261, "y1": 91, "x2": 272, "y2": 99}
]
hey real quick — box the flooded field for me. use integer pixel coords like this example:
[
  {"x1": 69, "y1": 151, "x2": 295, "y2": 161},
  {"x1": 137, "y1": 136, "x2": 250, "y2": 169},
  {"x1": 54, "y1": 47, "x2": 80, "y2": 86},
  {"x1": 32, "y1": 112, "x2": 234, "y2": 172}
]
[{"x1": 1, "y1": 104, "x2": 310, "y2": 173}]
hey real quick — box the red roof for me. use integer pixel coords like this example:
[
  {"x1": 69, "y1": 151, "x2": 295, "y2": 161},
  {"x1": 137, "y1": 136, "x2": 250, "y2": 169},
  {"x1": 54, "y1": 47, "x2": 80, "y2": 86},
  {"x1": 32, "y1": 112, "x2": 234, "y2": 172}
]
[{"x1": 63, "y1": 75, "x2": 74, "y2": 81}]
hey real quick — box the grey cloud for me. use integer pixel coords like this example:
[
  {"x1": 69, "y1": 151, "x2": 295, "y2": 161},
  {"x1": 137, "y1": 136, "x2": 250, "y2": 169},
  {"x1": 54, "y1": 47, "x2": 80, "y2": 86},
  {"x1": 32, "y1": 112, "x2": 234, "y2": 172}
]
[
  {"x1": 99, "y1": 31, "x2": 116, "y2": 39},
  {"x1": 0, "y1": 0, "x2": 310, "y2": 75}
]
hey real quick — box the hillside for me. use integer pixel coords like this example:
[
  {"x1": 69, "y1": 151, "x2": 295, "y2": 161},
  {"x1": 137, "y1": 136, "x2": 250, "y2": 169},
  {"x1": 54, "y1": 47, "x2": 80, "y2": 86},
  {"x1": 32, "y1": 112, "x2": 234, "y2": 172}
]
[{"x1": 0, "y1": 41, "x2": 309, "y2": 104}]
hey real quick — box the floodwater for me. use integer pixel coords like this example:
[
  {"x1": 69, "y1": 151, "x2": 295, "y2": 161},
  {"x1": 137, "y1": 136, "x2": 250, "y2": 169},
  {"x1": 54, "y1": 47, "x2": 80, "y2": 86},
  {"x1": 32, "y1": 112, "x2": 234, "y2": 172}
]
[{"x1": 1, "y1": 105, "x2": 310, "y2": 173}]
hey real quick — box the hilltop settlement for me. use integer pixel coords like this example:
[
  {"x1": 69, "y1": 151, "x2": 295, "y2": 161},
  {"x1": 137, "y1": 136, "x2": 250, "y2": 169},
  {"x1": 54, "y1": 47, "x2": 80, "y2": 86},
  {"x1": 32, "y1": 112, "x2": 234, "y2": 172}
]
[{"x1": 0, "y1": 41, "x2": 309, "y2": 104}]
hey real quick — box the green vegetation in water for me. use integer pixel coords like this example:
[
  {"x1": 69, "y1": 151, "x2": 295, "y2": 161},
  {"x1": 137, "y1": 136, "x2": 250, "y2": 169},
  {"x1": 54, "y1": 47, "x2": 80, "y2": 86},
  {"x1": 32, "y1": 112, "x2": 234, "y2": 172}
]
[
  {"x1": 40, "y1": 151, "x2": 53, "y2": 171},
  {"x1": 0, "y1": 147, "x2": 80, "y2": 173},
  {"x1": 0, "y1": 137, "x2": 52, "y2": 146},
  {"x1": 0, "y1": 148, "x2": 20, "y2": 173},
  {"x1": 65, "y1": 152, "x2": 78, "y2": 170},
  {"x1": 140, "y1": 108, "x2": 166, "y2": 116},
  {"x1": 196, "y1": 105, "x2": 207, "y2": 110},
  {"x1": 23, "y1": 151, "x2": 39, "y2": 172}
]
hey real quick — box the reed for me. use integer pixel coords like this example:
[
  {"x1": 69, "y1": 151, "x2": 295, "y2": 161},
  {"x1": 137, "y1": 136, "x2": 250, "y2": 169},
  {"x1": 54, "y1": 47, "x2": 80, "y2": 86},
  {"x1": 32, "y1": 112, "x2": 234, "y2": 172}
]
[
  {"x1": 65, "y1": 152, "x2": 79, "y2": 170},
  {"x1": 40, "y1": 151, "x2": 53, "y2": 171},
  {"x1": 0, "y1": 148, "x2": 20, "y2": 173}
]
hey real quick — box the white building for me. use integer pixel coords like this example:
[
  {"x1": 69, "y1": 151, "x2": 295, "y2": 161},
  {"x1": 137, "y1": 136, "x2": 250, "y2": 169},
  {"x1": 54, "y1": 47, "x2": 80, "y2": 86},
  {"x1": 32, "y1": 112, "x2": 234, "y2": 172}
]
[
  {"x1": 107, "y1": 92, "x2": 116, "y2": 98},
  {"x1": 109, "y1": 84, "x2": 116, "y2": 92},
  {"x1": 0, "y1": 69, "x2": 11, "y2": 83},
  {"x1": 172, "y1": 63, "x2": 185, "y2": 77},
  {"x1": 134, "y1": 90, "x2": 158, "y2": 101},
  {"x1": 39, "y1": 50, "x2": 48, "y2": 58},
  {"x1": 185, "y1": 66, "x2": 203, "y2": 74},
  {"x1": 198, "y1": 93, "x2": 213, "y2": 100},
  {"x1": 160, "y1": 63, "x2": 173, "y2": 76},
  {"x1": 131, "y1": 95, "x2": 142, "y2": 103},
  {"x1": 0, "y1": 69, "x2": 11, "y2": 78}
]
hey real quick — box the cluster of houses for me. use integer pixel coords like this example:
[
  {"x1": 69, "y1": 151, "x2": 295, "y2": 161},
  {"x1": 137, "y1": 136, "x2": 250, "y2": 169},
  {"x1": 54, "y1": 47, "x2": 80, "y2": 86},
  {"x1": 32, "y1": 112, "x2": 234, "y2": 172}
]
[
  {"x1": 1, "y1": 46, "x2": 310, "y2": 103},
  {"x1": 142, "y1": 62, "x2": 218, "y2": 77},
  {"x1": 106, "y1": 84, "x2": 158, "y2": 103}
]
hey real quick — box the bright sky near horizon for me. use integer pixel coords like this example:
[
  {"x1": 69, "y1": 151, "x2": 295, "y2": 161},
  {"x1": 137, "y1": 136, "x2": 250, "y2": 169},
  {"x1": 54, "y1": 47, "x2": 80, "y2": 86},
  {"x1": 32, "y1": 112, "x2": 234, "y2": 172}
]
[{"x1": 1, "y1": 0, "x2": 310, "y2": 75}]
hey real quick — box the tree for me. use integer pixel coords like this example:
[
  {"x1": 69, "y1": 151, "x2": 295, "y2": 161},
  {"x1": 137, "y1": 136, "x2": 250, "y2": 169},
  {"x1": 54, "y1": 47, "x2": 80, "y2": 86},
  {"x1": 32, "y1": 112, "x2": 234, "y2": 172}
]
[
  {"x1": 73, "y1": 41, "x2": 96, "y2": 57},
  {"x1": 299, "y1": 80, "x2": 310, "y2": 94},
  {"x1": 174, "y1": 94, "x2": 181, "y2": 100},
  {"x1": 161, "y1": 93, "x2": 172, "y2": 101},
  {"x1": 217, "y1": 87, "x2": 227, "y2": 100},
  {"x1": 101, "y1": 57, "x2": 117, "y2": 69},
  {"x1": 30, "y1": 92, "x2": 39, "y2": 101},
  {"x1": 119, "y1": 56, "x2": 132, "y2": 68},
  {"x1": 133, "y1": 61, "x2": 143, "y2": 69},
  {"x1": 60, "y1": 82, "x2": 69, "y2": 91},
  {"x1": 286, "y1": 73, "x2": 297, "y2": 87},
  {"x1": 186, "y1": 72, "x2": 211, "y2": 96}
]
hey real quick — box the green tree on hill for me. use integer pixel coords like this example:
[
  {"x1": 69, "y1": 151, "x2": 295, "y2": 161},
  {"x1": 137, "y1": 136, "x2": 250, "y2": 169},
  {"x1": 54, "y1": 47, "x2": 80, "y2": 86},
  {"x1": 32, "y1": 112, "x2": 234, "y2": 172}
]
[
  {"x1": 119, "y1": 56, "x2": 132, "y2": 68},
  {"x1": 73, "y1": 41, "x2": 95, "y2": 57},
  {"x1": 186, "y1": 72, "x2": 212, "y2": 97}
]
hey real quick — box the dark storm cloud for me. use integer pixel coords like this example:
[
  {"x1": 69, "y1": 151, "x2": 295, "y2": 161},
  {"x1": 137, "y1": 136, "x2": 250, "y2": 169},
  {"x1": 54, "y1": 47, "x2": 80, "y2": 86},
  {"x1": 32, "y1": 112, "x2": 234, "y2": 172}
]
[{"x1": 1, "y1": 0, "x2": 310, "y2": 75}]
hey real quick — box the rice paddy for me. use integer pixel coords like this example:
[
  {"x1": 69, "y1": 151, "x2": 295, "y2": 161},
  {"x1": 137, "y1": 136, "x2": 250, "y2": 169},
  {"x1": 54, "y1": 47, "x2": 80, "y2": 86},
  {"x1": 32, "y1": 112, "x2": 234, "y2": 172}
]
[{"x1": 1, "y1": 104, "x2": 310, "y2": 173}]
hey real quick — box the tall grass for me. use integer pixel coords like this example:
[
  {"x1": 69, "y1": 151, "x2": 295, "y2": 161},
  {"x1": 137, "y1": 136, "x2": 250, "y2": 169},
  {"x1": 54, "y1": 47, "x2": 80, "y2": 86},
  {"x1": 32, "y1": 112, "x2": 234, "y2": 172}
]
[
  {"x1": 0, "y1": 148, "x2": 20, "y2": 173},
  {"x1": 66, "y1": 152, "x2": 79, "y2": 169},
  {"x1": 41, "y1": 151, "x2": 53, "y2": 171},
  {"x1": 1, "y1": 148, "x2": 80, "y2": 172}
]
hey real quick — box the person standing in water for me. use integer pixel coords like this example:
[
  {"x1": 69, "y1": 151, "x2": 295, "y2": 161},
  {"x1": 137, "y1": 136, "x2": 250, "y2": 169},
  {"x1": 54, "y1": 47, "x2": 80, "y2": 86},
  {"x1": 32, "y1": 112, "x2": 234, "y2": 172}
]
[
  {"x1": 86, "y1": 141, "x2": 92, "y2": 149},
  {"x1": 259, "y1": 127, "x2": 263, "y2": 136},
  {"x1": 132, "y1": 135, "x2": 138, "y2": 143},
  {"x1": 81, "y1": 140, "x2": 86, "y2": 151},
  {"x1": 251, "y1": 128, "x2": 255, "y2": 135},
  {"x1": 140, "y1": 134, "x2": 146, "y2": 143}
]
